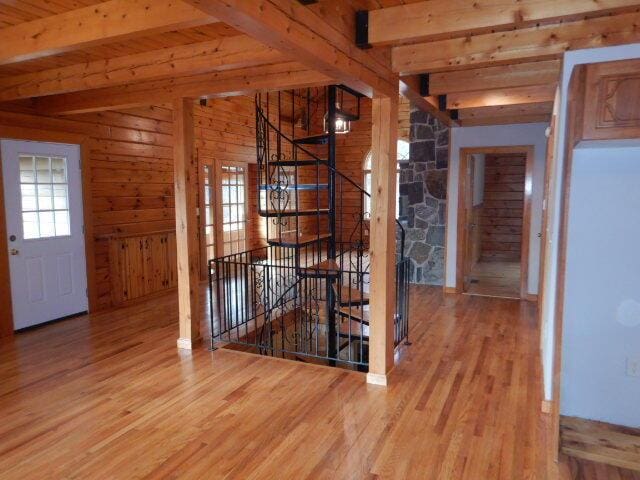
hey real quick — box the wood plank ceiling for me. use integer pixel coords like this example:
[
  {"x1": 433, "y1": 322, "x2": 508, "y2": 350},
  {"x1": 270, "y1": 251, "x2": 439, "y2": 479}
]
[
  {"x1": 362, "y1": 0, "x2": 640, "y2": 126},
  {"x1": 0, "y1": 0, "x2": 640, "y2": 125}
]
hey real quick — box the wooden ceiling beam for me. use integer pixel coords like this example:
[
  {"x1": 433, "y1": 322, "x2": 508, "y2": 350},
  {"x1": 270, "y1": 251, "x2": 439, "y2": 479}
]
[
  {"x1": 392, "y1": 11, "x2": 640, "y2": 75},
  {"x1": 180, "y1": 0, "x2": 398, "y2": 98},
  {"x1": 369, "y1": 0, "x2": 640, "y2": 46},
  {"x1": 0, "y1": 35, "x2": 287, "y2": 101},
  {"x1": 458, "y1": 114, "x2": 551, "y2": 127},
  {"x1": 447, "y1": 85, "x2": 556, "y2": 109},
  {"x1": 458, "y1": 102, "x2": 554, "y2": 120},
  {"x1": 30, "y1": 62, "x2": 331, "y2": 115},
  {"x1": 398, "y1": 76, "x2": 455, "y2": 127},
  {"x1": 426, "y1": 60, "x2": 561, "y2": 96},
  {"x1": 0, "y1": 0, "x2": 218, "y2": 65}
]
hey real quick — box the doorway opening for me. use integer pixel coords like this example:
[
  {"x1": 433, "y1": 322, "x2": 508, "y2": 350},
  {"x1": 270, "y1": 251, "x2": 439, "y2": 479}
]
[{"x1": 456, "y1": 146, "x2": 533, "y2": 299}]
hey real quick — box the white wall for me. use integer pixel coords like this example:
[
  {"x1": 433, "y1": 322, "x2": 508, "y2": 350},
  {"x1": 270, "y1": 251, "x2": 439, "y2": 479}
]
[
  {"x1": 472, "y1": 153, "x2": 485, "y2": 206},
  {"x1": 445, "y1": 123, "x2": 549, "y2": 294},
  {"x1": 541, "y1": 43, "x2": 640, "y2": 401},
  {"x1": 560, "y1": 141, "x2": 640, "y2": 427}
]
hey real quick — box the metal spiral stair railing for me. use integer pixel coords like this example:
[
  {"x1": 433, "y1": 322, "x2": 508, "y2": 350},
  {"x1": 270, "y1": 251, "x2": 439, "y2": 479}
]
[{"x1": 250, "y1": 87, "x2": 408, "y2": 366}]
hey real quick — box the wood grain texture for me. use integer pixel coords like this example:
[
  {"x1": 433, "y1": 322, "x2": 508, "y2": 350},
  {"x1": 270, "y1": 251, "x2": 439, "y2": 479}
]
[
  {"x1": 561, "y1": 416, "x2": 640, "y2": 472},
  {"x1": 369, "y1": 0, "x2": 640, "y2": 46},
  {"x1": 0, "y1": 0, "x2": 216, "y2": 65},
  {"x1": 0, "y1": 283, "x2": 621, "y2": 478}
]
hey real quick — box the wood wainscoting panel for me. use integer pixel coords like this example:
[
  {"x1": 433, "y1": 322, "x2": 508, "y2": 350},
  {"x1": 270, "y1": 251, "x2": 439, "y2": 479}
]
[
  {"x1": 583, "y1": 58, "x2": 640, "y2": 140},
  {"x1": 108, "y1": 231, "x2": 177, "y2": 305},
  {"x1": 561, "y1": 415, "x2": 640, "y2": 472}
]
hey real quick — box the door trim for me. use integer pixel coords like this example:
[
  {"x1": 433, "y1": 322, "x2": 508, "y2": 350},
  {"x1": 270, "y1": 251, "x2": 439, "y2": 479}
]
[
  {"x1": 0, "y1": 127, "x2": 94, "y2": 336},
  {"x1": 455, "y1": 145, "x2": 535, "y2": 299}
]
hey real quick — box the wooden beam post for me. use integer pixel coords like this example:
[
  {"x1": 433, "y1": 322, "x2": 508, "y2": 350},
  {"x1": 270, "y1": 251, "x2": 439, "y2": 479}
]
[
  {"x1": 367, "y1": 95, "x2": 398, "y2": 386},
  {"x1": 173, "y1": 98, "x2": 200, "y2": 350}
]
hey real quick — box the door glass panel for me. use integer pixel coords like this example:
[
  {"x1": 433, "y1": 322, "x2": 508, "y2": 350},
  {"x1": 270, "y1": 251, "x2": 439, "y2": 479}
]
[
  {"x1": 202, "y1": 165, "x2": 216, "y2": 262},
  {"x1": 220, "y1": 165, "x2": 247, "y2": 255},
  {"x1": 18, "y1": 154, "x2": 71, "y2": 239}
]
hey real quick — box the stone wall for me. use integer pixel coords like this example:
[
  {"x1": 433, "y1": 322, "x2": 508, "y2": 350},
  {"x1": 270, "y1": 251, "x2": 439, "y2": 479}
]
[{"x1": 398, "y1": 107, "x2": 449, "y2": 285}]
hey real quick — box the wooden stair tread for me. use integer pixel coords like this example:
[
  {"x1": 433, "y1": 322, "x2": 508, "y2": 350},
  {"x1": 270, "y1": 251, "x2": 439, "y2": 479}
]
[
  {"x1": 338, "y1": 306, "x2": 369, "y2": 324},
  {"x1": 293, "y1": 133, "x2": 329, "y2": 145},
  {"x1": 338, "y1": 318, "x2": 369, "y2": 338},
  {"x1": 260, "y1": 208, "x2": 329, "y2": 217},
  {"x1": 268, "y1": 232, "x2": 330, "y2": 247},
  {"x1": 268, "y1": 159, "x2": 327, "y2": 166},
  {"x1": 334, "y1": 286, "x2": 369, "y2": 306},
  {"x1": 300, "y1": 259, "x2": 340, "y2": 277}
]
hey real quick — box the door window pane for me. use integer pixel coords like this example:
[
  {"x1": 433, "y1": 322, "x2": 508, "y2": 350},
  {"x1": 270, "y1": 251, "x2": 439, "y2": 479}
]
[
  {"x1": 220, "y1": 165, "x2": 247, "y2": 255},
  {"x1": 18, "y1": 154, "x2": 71, "y2": 239}
]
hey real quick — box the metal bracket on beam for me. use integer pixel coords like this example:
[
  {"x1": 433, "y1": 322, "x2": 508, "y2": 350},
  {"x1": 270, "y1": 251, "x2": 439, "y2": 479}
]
[
  {"x1": 199, "y1": 98, "x2": 208, "y2": 107},
  {"x1": 419, "y1": 74, "x2": 430, "y2": 97},
  {"x1": 297, "y1": 0, "x2": 318, "y2": 4},
  {"x1": 438, "y1": 95, "x2": 447, "y2": 112},
  {"x1": 450, "y1": 109, "x2": 459, "y2": 121},
  {"x1": 356, "y1": 11, "x2": 371, "y2": 49}
]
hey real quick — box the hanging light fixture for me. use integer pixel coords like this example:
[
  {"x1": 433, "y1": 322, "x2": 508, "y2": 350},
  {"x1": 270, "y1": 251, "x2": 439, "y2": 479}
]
[{"x1": 323, "y1": 101, "x2": 351, "y2": 135}]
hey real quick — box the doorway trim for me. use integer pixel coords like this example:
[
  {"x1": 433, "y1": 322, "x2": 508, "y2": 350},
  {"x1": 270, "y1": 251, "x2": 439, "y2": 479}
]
[
  {"x1": 0, "y1": 126, "x2": 95, "y2": 336},
  {"x1": 455, "y1": 145, "x2": 535, "y2": 299}
]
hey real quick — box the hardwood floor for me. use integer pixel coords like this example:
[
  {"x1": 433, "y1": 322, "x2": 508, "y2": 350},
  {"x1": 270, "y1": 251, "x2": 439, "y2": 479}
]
[
  {"x1": 0, "y1": 284, "x2": 631, "y2": 479},
  {"x1": 466, "y1": 260, "x2": 521, "y2": 299}
]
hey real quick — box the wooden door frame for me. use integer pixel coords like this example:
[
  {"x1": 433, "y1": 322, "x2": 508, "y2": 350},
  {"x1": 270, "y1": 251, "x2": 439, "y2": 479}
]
[
  {"x1": 216, "y1": 160, "x2": 249, "y2": 257},
  {"x1": 0, "y1": 127, "x2": 95, "y2": 337},
  {"x1": 197, "y1": 150, "x2": 216, "y2": 281},
  {"x1": 455, "y1": 145, "x2": 535, "y2": 299}
]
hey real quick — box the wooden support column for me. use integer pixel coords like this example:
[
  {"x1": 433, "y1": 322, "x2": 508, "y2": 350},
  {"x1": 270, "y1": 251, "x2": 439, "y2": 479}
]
[
  {"x1": 367, "y1": 95, "x2": 398, "y2": 386},
  {"x1": 173, "y1": 98, "x2": 200, "y2": 350}
]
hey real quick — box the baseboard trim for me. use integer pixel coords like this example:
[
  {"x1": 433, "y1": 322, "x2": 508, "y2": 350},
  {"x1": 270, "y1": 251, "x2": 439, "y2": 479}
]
[
  {"x1": 444, "y1": 286, "x2": 457, "y2": 295},
  {"x1": 526, "y1": 293, "x2": 539, "y2": 303},
  {"x1": 366, "y1": 372, "x2": 388, "y2": 386}
]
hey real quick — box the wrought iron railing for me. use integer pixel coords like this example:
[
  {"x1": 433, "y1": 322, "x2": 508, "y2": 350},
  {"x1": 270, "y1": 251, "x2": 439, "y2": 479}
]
[{"x1": 209, "y1": 243, "x2": 409, "y2": 368}]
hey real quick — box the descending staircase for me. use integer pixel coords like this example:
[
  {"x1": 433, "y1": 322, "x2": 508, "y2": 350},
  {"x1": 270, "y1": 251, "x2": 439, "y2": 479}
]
[{"x1": 210, "y1": 85, "x2": 410, "y2": 369}]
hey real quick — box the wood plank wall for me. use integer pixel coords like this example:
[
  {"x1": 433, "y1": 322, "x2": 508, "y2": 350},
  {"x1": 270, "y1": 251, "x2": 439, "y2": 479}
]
[
  {"x1": 0, "y1": 91, "x2": 389, "y2": 318},
  {"x1": 480, "y1": 153, "x2": 526, "y2": 262}
]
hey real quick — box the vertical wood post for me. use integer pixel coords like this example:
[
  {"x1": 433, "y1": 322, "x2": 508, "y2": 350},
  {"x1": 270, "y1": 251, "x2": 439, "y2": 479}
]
[
  {"x1": 367, "y1": 95, "x2": 398, "y2": 385},
  {"x1": 173, "y1": 98, "x2": 200, "y2": 349}
]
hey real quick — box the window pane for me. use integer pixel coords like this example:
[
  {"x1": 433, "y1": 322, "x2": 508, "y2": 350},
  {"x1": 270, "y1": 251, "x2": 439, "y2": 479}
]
[
  {"x1": 19, "y1": 156, "x2": 35, "y2": 183},
  {"x1": 205, "y1": 206, "x2": 212, "y2": 224},
  {"x1": 20, "y1": 184, "x2": 37, "y2": 211},
  {"x1": 397, "y1": 139, "x2": 410, "y2": 162},
  {"x1": 205, "y1": 225, "x2": 214, "y2": 245},
  {"x1": 238, "y1": 187, "x2": 245, "y2": 203},
  {"x1": 54, "y1": 210, "x2": 70, "y2": 236},
  {"x1": 36, "y1": 156, "x2": 51, "y2": 183},
  {"x1": 37, "y1": 184, "x2": 53, "y2": 210},
  {"x1": 22, "y1": 212, "x2": 39, "y2": 239},
  {"x1": 222, "y1": 186, "x2": 229, "y2": 204},
  {"x1": 51, "y1": 157, "x2": 67, "y2": 183},
  {"x1": 53, "y1": 185, "x2": 68, "y2": 210},
  {"x1": 38, "y1": 211, "x2": 55, "y2": 237},
  {"x1": 204, "y1": 186, "x2": 210, "y2": 204},
  {"x1": 223, "y1": 205, "x2": 230, "y2": 223}
]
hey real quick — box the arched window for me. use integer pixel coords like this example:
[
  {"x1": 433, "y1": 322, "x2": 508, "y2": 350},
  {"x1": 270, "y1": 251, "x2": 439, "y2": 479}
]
[{"x1": 363, "y1": 139, "x2": 409, "y2": 217}]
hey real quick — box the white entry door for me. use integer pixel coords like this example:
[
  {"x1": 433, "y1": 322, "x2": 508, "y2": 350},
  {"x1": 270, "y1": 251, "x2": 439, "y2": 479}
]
[{"x1": 1, "y1": 140, "x2": 88, "y2": 330}]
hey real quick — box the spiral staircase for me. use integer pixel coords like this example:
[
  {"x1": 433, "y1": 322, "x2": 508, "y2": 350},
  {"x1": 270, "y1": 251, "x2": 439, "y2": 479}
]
[{"x1": 209, "y1": 85, "x2": 409, "y2": 370}]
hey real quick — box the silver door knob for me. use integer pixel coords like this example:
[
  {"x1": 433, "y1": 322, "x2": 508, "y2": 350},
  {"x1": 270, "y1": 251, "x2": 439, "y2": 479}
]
[{"x1": 9, "y1": 248, "x2": 19, "y2": 256}]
